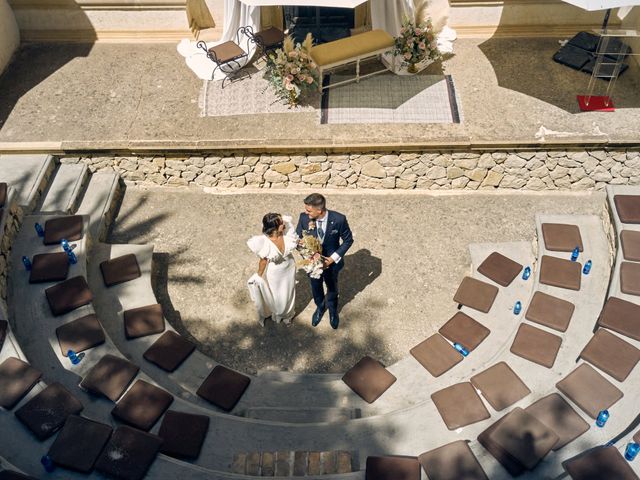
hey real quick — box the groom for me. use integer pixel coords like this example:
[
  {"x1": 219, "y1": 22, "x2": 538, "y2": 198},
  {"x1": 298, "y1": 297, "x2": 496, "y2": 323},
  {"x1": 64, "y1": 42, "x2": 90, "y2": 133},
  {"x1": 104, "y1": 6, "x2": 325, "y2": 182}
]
[{"x1": 296, "y1": 193, "x2": 353, "y2": 329}]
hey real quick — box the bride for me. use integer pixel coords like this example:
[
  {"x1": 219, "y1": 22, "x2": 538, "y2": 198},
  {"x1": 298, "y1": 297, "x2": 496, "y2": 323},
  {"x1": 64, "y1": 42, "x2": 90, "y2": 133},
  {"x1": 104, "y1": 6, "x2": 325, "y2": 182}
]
[{"x1": 247, "y1": 213, "x2": 298, "y2": 325}]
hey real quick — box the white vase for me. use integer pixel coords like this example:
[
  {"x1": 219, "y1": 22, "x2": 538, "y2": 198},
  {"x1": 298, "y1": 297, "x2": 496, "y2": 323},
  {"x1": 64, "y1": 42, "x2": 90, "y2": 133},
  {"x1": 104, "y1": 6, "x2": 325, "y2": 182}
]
[{"x1": 381, "y1": 52, "x2": 434, "y2": 76}]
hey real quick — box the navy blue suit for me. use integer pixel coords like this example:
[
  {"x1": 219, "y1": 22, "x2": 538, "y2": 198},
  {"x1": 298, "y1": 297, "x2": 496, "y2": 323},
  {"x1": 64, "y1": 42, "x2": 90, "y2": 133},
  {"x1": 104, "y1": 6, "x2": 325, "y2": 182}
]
[{"x1": 296, "y1": 210, "x2": 354, "y2": 316}]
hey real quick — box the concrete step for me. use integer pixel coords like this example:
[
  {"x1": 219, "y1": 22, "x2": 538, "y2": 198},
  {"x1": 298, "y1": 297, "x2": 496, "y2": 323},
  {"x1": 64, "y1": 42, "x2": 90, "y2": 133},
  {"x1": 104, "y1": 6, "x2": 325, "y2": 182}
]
[
  {"x1": 243, "y1": 407, "x2": 362, "y2": 423},
  {"x1": 0, "y1": 154, "x2": 55, "y2": 210},
  {"x1": 37, "y1": 163, "x2": 89, "y2": 214},
  {"x1": 231, "y1": 450, "x2": 356, "y2": 476},
  {"x1": 76, "y1": 171, "x2": 121, "y2": 242},
  {"x1": 257, "y1": 369, "x2": 343, "y2": 383}
]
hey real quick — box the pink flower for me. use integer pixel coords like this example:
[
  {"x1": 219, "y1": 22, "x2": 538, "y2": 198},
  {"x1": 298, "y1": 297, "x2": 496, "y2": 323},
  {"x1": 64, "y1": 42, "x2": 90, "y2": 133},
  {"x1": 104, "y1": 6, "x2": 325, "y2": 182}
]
[
  {"x1": 286, "y1": 74, "x2": 294, "y2": 81},
  {"x1": 288, "y1": 51, "x2": 298, "y2": 58},
  {"x1": 415, "y1": 28, "x2": 422, "y2": 35},
  {"x1": 419, "y1": 42, "x2": 426, "y2": 50},
  {"x1": 404, "y1": 52, "x2": 412, "y2": 60},
  {"x1": 285, "y1": 82, "x2": 295, "y2": 91},
  {"x1": 306, "y1": 76, "x2": 314, "y2": 84},
  {"x1": 291, "y1": 67, "x2": 300, "y2": 75}
]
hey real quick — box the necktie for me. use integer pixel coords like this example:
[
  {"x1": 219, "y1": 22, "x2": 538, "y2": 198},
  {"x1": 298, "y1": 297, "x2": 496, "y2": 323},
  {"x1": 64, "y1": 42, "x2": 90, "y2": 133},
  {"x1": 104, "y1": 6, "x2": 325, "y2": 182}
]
[{"x1": 317, "y1": 221, "x2": 324, "y2": 241}]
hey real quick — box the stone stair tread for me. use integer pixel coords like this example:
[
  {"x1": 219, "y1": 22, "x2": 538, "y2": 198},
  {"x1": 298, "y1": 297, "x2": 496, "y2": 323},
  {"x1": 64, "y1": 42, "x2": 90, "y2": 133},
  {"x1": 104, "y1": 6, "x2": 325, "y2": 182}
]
[
  {"x1": 0, "y1": 154, "x2": 54, "y2": 208},
  {"x1": 244, "y1": 406, "x2": 361, "y2": 423},
  {"x1": 76, "y1": 171, "x2": 119, "y2": 241},
  {"x1": 38, "y1": 163, "x2": 89, "y2": 214}
]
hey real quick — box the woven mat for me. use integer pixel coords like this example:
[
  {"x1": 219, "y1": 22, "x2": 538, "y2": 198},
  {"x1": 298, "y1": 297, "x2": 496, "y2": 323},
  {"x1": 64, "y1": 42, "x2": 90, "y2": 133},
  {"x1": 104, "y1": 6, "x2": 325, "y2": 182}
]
[
  {"x1": 200, "y1": 67, "x2": 320, "y2": 117},
  {"x1": 320, "y1": 73, "x2": 462, "y2": 124}
]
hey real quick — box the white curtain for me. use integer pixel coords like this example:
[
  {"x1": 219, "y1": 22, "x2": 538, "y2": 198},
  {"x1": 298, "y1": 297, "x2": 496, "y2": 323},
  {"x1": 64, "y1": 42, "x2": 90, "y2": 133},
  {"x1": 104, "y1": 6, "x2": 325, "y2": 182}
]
[
  {"x1": 370, "y1": 0, "x2": 415, "y2": 37},
  {"x1": 177, "y1": 0, "x2": 261, "y2": 81}
]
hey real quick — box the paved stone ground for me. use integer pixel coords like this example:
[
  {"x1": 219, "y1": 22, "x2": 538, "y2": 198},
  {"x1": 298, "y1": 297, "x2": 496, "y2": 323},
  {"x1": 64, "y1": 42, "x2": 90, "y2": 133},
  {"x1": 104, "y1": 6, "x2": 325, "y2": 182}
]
[
  {"x1": 1, "y1": 38, "x2": 639, "y2": 147},
  {"x1": 109, "y1": 187, "x2": 607, "y2": 373}
]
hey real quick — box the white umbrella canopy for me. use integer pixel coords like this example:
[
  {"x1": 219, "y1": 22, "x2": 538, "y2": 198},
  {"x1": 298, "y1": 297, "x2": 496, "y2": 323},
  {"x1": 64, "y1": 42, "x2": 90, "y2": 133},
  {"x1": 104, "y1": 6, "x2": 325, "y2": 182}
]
[
  {"x1": 561, "y1": 0, "x2": 640, "y2": 10},
  {"x1": 239, "y1": 0, "x2": 366, "y2": 7}
]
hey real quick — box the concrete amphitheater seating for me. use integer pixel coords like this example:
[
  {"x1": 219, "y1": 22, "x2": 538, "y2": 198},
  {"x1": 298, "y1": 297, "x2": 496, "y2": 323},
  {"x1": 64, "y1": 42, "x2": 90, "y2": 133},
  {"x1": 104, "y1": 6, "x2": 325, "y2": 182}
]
[{"x1": 1, "y1": 155, "x2": 640, "y2": 479}]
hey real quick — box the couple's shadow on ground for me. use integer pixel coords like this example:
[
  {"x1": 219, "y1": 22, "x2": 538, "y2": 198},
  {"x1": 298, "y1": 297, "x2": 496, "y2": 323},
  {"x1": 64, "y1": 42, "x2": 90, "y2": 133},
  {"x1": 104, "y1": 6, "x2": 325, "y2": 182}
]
[{"x1": 294, "y1": 248, "x2": 382, "y2": 315}]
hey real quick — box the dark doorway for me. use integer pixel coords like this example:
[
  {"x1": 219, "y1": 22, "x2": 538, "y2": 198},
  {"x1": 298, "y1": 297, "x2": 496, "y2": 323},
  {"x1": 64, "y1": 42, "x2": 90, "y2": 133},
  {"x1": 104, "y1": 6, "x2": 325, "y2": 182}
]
[{"x1": 284, "y1": 6, "x2": 354, "y2": 44}]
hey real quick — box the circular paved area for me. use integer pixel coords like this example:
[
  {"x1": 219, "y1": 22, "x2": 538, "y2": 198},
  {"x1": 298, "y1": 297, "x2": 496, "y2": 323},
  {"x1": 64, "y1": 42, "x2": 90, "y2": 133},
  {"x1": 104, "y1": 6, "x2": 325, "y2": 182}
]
[{"x1": 109, "y1": 188, "x2": 606, "y2": 374}]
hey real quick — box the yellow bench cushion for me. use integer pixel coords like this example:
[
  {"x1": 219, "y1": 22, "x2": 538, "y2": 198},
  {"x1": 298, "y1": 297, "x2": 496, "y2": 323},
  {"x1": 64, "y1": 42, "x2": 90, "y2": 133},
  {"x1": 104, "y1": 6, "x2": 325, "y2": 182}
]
[{"x1": 311, "y1": 29, "x2": 394, "y2": 67}]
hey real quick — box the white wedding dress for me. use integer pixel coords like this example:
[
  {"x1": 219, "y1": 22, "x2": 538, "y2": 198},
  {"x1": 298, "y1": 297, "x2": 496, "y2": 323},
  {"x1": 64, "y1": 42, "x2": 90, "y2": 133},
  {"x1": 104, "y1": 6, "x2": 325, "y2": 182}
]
[{"x1": 247, "y1": 215, "x2": 297, "y2": 325}]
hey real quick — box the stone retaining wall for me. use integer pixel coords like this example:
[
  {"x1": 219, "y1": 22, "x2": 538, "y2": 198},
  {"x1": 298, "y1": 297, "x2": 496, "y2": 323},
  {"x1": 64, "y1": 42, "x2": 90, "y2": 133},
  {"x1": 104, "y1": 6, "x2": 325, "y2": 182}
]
[{"x1": 61, "y1": 149, "x2": 640, "y2": 190}]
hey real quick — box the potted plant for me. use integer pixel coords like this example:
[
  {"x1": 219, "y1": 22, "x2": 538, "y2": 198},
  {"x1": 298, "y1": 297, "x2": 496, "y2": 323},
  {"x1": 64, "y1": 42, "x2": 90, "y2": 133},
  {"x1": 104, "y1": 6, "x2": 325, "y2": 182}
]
[
  {"x1": 390, "y1": 2, "x2": 442, "y2": 74},
  {"x1": 265, "y1": 33, "x2": 320, "y2": 108}
]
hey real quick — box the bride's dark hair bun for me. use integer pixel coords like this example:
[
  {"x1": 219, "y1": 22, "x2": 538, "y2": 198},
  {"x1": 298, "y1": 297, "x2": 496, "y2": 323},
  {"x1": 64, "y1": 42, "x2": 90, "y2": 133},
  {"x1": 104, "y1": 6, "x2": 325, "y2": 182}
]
[{"x1": 262, "y1": 213, "x2": 283, "y2": 236}]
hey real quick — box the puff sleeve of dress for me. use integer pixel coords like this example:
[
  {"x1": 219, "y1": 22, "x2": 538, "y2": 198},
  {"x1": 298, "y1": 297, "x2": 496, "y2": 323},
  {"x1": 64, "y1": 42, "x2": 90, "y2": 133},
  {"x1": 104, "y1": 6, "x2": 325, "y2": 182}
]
[{"x1": 247, "y1": 235, "x2": 271, "y2": 259}]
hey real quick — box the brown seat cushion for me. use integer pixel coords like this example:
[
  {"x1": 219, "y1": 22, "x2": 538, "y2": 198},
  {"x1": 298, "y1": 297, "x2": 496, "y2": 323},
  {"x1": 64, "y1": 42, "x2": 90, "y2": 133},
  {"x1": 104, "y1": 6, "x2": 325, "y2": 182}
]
[
  {"x1": 29, "y1": 252, "x2": 69, "y2": 283},
  {"x1": 143, "y1": 331, "x2": 195, "y2": 372},
  {"x1": 123, "y1": 304, "x2": 165, "y2": 339},
  {"x1": 418, "y1": 440, "x2": 488, "y2": 480},
  {"x1": 470, "y1": 361, "x2": 531, "y2": 411},
  {"x1": 634, "y1": 429, "x2": 640, "y2": 443},
  {"x1": 14, "y1": 382, "x2": 83, "y2": 440},
  {"x1": 158, "y1": 410, "x2": 210, "y2": 459},
  {"x1": 598, "y1": 296, "x2": 640, "y2": 341},
  {"x1": 563, "y1": 445, "x2": 638, "y2": 479},
  {"x1": 410, "y1": 334, "x2": 462, "y2": 377},
  {"x1": 0, "y1": 357, "x2": 42, "y2": 409},
  {"x1": 111, "y1": 380, "x2": 173, "y2": 431},
  {"x1": 539, "y1": 255, "x2": 582, "y2": 291},
  {"x1": 0, "y1": 472, "x2": 37, "y2": 480},
  {"x1": 556, "y1": 363, "x2": 623, "y2": 418},
  {"x1": 0, "y1": 182, "x2": 6, "y2": 207},
  {"x1": 197, "y1": 365, "x2": 251, "y2": 412},
  {"x1": 525, "y1": 291, "x2": 575, "y2": 332},
  {"x1": 48, "y1": 415, "x2": 112, "y2": 473},
  {"x1": 365, "y1": 456, "x2": 420, "y2": 480},
  {"x1": 614, "y1": 195, "x2": 640, "y2": 224},
  {"x1": 100, "y1": 254, "x2": 141, "y2": 287},
  {"x1": 95, "y1": 425, "x2": 163, "y2": 480},
  {"x1": 80, "y1": 354, "x2": 139, "y2": 402},
  {"x1": 43, "y1": 215, "x2": 83, "y2": 245},
  {"x1": 620, "y1": 230, "x2": 640, "y2": 261},
  {"x1": 489, "y1": 407, "x2": 559, "y2": 470},
  {"x1": 477, "y1": 251, "x2": 523, "y2": 287},
  {"x1": 510, "y1": 323, "x2": 563, "y2": 368},
  {"x1": 477, "y1": 414, "x2": 526, "y2": 477},
  {"x1": 579, "y1": 328, "x2": 640, "y2": 382},
  {"x1": 525, "y1": 393, "x2": 590, "y2": 451},
  {"x1": 255, "y1": 26, "x2": 285, "y2": 47},
  {"x1": 431, "y1": 382, "x2": 491, "y2": 430},
  {"x1": 438, "y1": 312, "x2": 490, "y2": 352},
  {"x1": 342, "y1": 356, "x2": 397, "y2": 404},
  {"x1": 453, "y1": 276, "x2": 499, "y2": 313},
  {"x1": 45, "y1": 276, "x2": 93, "y2": 316},
  {"x1": 209, "y1": 40, "x2": 246, "y2": 63},
  {"x1": 0, "y1": 319, "x2": 7, "y2": 353},
  {"x1": 55, "y1": 313, "x2": 105, "y2": 356},
  {"x1": 541, "y1": 223, "x2": 584, "y2": 252},
  {"x1": 620, "y1": 261, "x2": 640, "y2": 296}
]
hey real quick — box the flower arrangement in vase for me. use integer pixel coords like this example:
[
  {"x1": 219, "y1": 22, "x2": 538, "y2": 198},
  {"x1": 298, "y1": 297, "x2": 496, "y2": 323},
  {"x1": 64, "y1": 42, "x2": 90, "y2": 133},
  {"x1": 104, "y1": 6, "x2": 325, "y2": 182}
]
[
  {"x1": 393, "y1": 1, "x2": 442, "y2": 74},
  {"x1": 266, "y1": 33, "x2": 320, "y2": 108}
]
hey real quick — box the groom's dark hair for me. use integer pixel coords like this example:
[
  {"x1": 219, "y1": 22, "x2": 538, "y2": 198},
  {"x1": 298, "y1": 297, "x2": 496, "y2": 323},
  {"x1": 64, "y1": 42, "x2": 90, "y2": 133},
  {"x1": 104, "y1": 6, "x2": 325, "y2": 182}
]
[{"x1": 304, "y1": 193, "x2": 326, "y2": 210}]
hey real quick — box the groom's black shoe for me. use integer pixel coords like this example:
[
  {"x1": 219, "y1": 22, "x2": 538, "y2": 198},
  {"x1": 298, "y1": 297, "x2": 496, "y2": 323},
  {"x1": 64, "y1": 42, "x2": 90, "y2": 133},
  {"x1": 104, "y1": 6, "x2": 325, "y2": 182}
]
[
  {"x1": 312, "y1": 307, "x2": 325, "y2": 327},
  {"x1": 329, "y1": 312, "x2": 339, "y2": 330}
]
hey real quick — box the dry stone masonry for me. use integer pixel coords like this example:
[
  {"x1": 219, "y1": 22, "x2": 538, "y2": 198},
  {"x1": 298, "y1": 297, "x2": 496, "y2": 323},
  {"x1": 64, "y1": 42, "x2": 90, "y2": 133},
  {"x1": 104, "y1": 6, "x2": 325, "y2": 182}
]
[{"x1": 60, "y1": 150, "x2": 640, "y2": 191}]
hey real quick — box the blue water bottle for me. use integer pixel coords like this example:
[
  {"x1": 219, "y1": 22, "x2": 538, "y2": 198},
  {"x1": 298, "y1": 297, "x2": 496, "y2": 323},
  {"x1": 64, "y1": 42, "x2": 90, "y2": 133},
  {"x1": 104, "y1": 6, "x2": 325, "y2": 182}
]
[
  {"x1": 60, "y1": 238, "x2": 70, "y2": 252},
  {"x1": 625, "y1": 442, "x2": 640, "y2": 461},
  {"x1": 583, "y1": 260, "x2": 592, "y2": 275},
  {"x1": 522, "y1": 266, "x2": 531, "y2": 280},
  {"x1": 35, "y1": 223, "x2": 45, "y2": 237},
  {"x1": 67, "y1": 250, "x2": 77, "y2": 265},
  {"x1": 41, "y1": 454, "x2": 55, "y2": 472},
  {"x1": 596, "y1": 409, "x2": 609, "y2": 427},
  {"x1": 571, "y1": 246, "x2": 580, "y2": 262},
  {"x1": 453, "y1": 343, "x2": 469, "y2": 357},
  {"x1": 67, "y1": 349, "x2": 84, "y2": 365},
  {"x1": 513, "y1": 301, "x2": 522, "y2": 315},
  {"x1": 22, "y1": 256, "x2": 32, "y2": 271}
]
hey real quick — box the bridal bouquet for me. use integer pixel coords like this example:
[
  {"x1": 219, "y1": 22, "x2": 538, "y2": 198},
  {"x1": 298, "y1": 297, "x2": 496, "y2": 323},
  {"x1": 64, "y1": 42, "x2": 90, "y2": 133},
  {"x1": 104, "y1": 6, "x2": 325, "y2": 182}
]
[{"x1": 297, "y1": 233, "x2": 324, "y2": 279}]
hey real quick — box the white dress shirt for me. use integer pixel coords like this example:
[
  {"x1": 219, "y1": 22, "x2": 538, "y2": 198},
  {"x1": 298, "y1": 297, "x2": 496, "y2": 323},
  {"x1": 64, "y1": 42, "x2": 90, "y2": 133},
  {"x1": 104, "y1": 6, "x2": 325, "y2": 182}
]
[{"x1": 316, "y1": 211, "x2": 342, "y2": 264}]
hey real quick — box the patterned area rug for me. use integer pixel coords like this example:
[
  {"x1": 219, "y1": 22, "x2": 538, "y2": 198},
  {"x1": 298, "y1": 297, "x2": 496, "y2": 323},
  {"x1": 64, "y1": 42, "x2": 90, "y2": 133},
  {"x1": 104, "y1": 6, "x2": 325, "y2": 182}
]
[
  {"x1": 199, "y1": 67, "x2": 321, "y2": 117},
  {"x1": 320, "y1": 73, "x2": 462, "y2": 124}
]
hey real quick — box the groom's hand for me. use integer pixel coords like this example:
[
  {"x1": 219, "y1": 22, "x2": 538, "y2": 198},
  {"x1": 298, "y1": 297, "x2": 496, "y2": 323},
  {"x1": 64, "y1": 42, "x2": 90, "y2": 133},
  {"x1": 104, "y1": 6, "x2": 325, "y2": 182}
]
[{"x1": 322, "y1": 256, "x2": 334, "y2": 269}]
